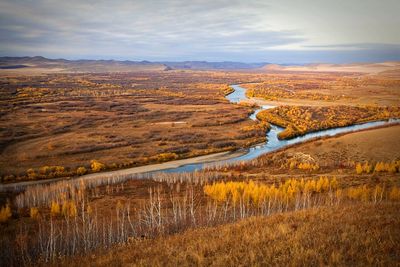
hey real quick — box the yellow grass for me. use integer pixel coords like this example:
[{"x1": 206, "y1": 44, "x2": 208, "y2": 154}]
[{"x1": 63, "y1": 202, "x2": 400, "y2": 266}]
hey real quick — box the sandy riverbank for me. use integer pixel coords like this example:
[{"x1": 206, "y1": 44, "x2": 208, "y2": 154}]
[{"x1": 0, "y1": 149, "x2": 247, "y2": 191}]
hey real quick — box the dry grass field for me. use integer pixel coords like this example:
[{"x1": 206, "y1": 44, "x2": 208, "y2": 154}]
[
  {"x1": 65, "y1": 202, "x2": 400, "y2": 267},
  {"x1": 1, "y1": 122, "x2": 399, "y2": 266},
  {"x1": 2, "y1": 63, "x2": 400, "y2": 182},
  {"x1": 256, "y1": 105, "x2": 400, "y2": 139},
  {"x1": 1, "y1": 60, "x2": 400, "y2": 266},
  {"x1": 216, "y1": 125, "x2": 399, "y2": 202},
  {"x1": 0, "y1": 71, "x2": 269, "y2": 181},
  {"x1": 1, "y1": 0, "x2": 400, "y2": 264},
  {"x1": 242, "y1": 67, "x2": 400, "y2": 106},
  {"x1": 283, "y1": 125, "x2": 400, "y2": 165}
]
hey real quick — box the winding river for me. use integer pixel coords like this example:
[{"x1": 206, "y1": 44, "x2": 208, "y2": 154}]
[
  {"x1": 162, "y1": 84, "x2": 400, "y2": 173},
  {"x1": 1, "y1": 84, "x2": 399, "y2": 191}
]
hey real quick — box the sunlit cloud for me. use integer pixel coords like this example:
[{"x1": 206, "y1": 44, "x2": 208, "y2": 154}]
[{"x1": 0, "y1": 0, "x2": 399, "y2": 63}]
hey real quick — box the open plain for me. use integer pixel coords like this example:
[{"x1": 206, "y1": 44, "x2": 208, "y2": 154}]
[{"x1": 0, "y1": 58, "x2": 399, "y2": 266}]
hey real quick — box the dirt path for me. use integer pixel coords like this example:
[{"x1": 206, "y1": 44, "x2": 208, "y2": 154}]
[{"x1": 0, "y1": 149, "x2": 247, "y2": 191}]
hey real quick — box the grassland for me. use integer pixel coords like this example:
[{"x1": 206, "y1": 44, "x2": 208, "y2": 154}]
[
  {"x1": 278, "y1": 125, "x2": 400, "y2": 167},
  {"x1": 242, "y1": 68, "x2": 400, "y2": 139},
  {"x1": 0, "y1": 71, "x2": 269, "y2": 182},
  {"x1": 242, "y1": 69, "x2": 400, "y2": 106},
  {"x1": 2, "y1": 64, "x2": 400, "y2": 182},
  {"x1": 1, "y1": 123, "x2": 399, "y2": 266},
  {"x1": 2, "y1": 61, "x2": 400, "y2": 182},
  {"x1": 65, "y1": 202, "x2": 400, "y2": 267},
  {"x1": 1, "y1": 60, "x2": 400, "y2": 266},
  {"x1": 256, "y1": 105, "x2": 400, "y2": 139},
  {"x1": 225, "y1": 124, "x2": 400, "y2": 183}
]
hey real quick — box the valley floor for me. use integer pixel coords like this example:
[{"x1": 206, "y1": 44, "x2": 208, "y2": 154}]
[{"x1": 1, "y1": 64, "x2": 399, "y2": 266}]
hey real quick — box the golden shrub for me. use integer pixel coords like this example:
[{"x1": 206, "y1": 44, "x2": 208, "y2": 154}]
[
  {"x1": 50, "y1": 201, "x2": 61, "y2": 217},
  {"x1": 62, "y1": 201, "x2": 77, "y2": 218},
  {"x1": 76, "y1": 166, "x2": 87, "y2": 176},
  {"x1": 389, "y1": 187, "x2": 400, "y2": 201},
  {"x1": 30, "y1": 207, "x2": 39, "y2": 219},
  {"x1": 91, "y1": 160, "x2": 106, "y2": 172},
  {"x1": 0, "y1": 204, "x2": 12, "y2": 223},
  {"x1": 157, "y1": 153, "x2": 178, "y2": 162}
]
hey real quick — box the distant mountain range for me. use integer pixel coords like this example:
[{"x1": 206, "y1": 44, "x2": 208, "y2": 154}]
[
  {"x1": 1, "y1": 56, "x2": 399, "y2": 74},
  {"x1": 0, "y1": 56, "x2": 269, "y2": 72},
  {"x1": 262, "y1": 61, "x2": 400, "y2": 74},
  {"x1": 159, "y1": 61, "x2": 268, "y2": 70},
  {"x1": 0, "y1": 56, "x2": 168, "y2": 72}
]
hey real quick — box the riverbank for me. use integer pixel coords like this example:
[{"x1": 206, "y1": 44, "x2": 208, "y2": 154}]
[
  {"x1": 0, "y1": 149, "x2": 247, "y2": 191},
  {"x1": 2, "y1": 84, "x2": 399, "y2": 191},
  {"x1": 3, "y1": 121, "x2": 399, "y2": 192}
]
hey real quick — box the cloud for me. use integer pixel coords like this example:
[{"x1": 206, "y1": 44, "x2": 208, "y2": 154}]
[
  {"x1": 0, "y1": 0, "x2": 303, "y2": 59},
  {"x1": 303, "y1": 43, "x2": 400, "y2": 51},
  {"x1": 0, "y1": 0, "x2": 399, "y2": 63}
]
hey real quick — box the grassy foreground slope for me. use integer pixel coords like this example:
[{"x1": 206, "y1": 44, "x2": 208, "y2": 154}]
[{"x1": 66, "y1": 202, "x2": 400, "y2": 267}]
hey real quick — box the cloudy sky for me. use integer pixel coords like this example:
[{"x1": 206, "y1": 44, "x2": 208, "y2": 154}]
[{"x1": 0, "y1": 0, "x2": 399, "y2": 63}]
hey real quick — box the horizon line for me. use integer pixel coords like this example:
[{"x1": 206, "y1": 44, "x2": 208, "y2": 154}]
[{"x1": 2, "y1": 55, "x2": 400, "y2": 65}]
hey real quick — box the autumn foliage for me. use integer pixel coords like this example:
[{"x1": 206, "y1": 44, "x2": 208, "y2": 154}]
[
  {"x1": 204, "y1": 177, "x2": 338, "y2": 205},
  {"x1": 256, "y1": 105, "x2": 400, "y2": 139},
  {"x1": 90, "y1": 160, "x2": 105, "y2": 172},
  {"x1": 0, "y1": 204, "x2": 12, "y2": 223},
  {"x1": 355, "y1": 160, "x2": 400, "y2": 174}
]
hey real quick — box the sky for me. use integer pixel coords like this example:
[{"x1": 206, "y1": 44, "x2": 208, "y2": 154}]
[{"x1": 0, "y1": 0, "x2": 399, "y2": 63}]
